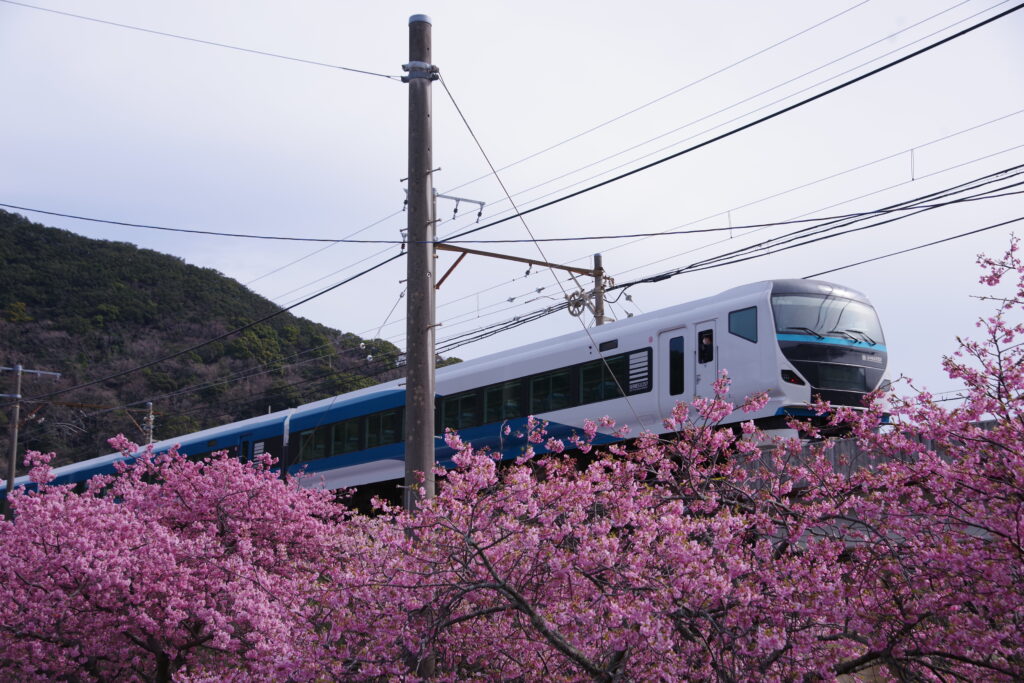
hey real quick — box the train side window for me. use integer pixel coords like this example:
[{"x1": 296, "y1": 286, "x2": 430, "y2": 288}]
[
  {"x1": 698, "y1": 330, "x2": 714, "y2": 364},
  {"x1": 367, "y1": 409, "x2": 402, "y2": 449},
  {"x1": 669, "y1": 336, "x2": 685, "y2": 396},
  {"x1": 484, "y1": 380, "x2": 523, "y2": 423},
  {"x1": 298, "y1": 427, "x2": 329, "y2": 462},
  {"x1": 728, "y1": 307, "x2": 758, "y2": 343},
  {"x1": 443, "y1": 390, "x2": 481, "y2": 430},
  {"x1": 530, "y1": 369, "x2": 571, "y2": 413},
  {"x1": 580, "y1": 354, "x2": 629, "y2": 404},
  {"x1": 332, "y1": 418, "x2": 362, "y2": 455}
]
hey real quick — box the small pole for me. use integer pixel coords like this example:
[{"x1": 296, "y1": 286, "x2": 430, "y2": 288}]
[
  {"x1": 3, "y1": 364, "x2": 23, "y2": 520},
  {"x1": 145, "y1": 401, "x2": 154, "y2": 445},
  {"x1": 594, "y1": 253, "x2": 607, "y2": 326},
  {"x1": 403, "y1": 14, "x2": 438, "y2": 511},
  {"x1": 2, "y1": 364, "x2": 61, "y2": 519}
]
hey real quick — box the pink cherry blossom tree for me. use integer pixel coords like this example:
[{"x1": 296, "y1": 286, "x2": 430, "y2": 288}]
[
  {"x1": 0, "y1": 440, "x2": 349, "y2": 682},
  {"x1": 0, "y1": 241, "x2": 1022, "y2": 681}
]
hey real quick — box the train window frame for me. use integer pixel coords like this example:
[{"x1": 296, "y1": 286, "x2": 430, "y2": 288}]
[
  {"x1": 366, "y1": 408, "x2": 403, "y2": 450},
  {"x1": 332, "y1": 418, "x2": 363, "y2": 455},
  {"x1": 728, "y1": 307, "x2": 758, "y2": 343},
  {"x1": 580, "y1": 354, "x2": 629, "y2": 404},
  {"x1": 698, "y1": 330, "x2": 714, "y2": 364},
  {"x1": 530, "y1": 369, "x2": 572, "y2": 414},
  {"x1": 298, "y1": 427, "x2": 329, "y2": 463},
  {"x1": 442, "y1": 390, "x2": 482, "y2": 431},
  {"x1": 669, "y1": 336, "x2": 685, "y2": 396},
  {"x1": 484, "y1": 379, "x2": 523, "y2": 424}
]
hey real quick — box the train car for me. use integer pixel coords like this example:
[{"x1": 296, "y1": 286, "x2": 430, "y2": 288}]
[{"x1": 1, "y1": 278, "x2": 889, "y2": 497}]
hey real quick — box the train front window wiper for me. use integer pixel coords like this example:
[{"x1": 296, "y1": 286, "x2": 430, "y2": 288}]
[
  {"x1": 827, "y1": 329, "x2": 859, "y2": 342},
  {"x1": 845, "y1": 329, "x2": 877, "y2": 345},
  {"x1": 784, "y1": 326, "x2": 824, "y2": 339}
]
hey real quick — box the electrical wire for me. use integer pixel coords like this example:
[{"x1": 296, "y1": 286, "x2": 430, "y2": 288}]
[
  {"x1": 186, "y1": 2, "x2": 1012, "y2": 305},
  {"x1": 0, "y1": 0, "x2": 402, "y2": 81},
  {"x1": 439, "y1": 0, "x2": 875, "y2": 195},
  {"x1": 404, "y1": 165, "x2": 1024, "y2": 355},
  {"x1": 440, "y1": 75, "x2": 659, "y2": 435},
  {"x1": 8, "y1": 195, "x2": 1019, "y2": 245},
  {"x1": 444, "y1": 0, "x2": 999, "y2": 224},
  {"x1": 803, "y1": 215, "x2": 1024, "y2": 278},
  {"x1": 369, "y1": 142, "x2": 1024, "y2": 351},
  {"x1": 443, "y1": 1, "x2": 1024, "y2": 242},
  {"x1": 609, "y1": 168, "x2": 1024, "y2": 291}
]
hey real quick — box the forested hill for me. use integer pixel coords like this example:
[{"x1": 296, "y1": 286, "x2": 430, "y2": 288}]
[{"x1": 0, "y1": 209, "x2": 407, "y2": 466}]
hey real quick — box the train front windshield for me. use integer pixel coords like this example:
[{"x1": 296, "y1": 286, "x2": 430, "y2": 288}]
[{"x1": 771, "y1": 294, "x2": 884, "y2": 345}]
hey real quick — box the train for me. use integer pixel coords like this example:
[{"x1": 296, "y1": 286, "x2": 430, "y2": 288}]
[{"x1": 1, "y1": 278, "x2": 889, "y2": 498}]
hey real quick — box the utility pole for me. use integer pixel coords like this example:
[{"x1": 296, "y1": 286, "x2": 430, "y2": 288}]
[
  {"x1": 2, "y1": 364, "x2": 61, "y2": 519},
  {"x1": 403, "y1": 14, "x2": 438, "y2": 511},
  {"x1": 145, "y1": 401, "x2": 154, "y2": 445},
  {"x1": 593, "y1": 253, "x2": 608, "y2": 326}
]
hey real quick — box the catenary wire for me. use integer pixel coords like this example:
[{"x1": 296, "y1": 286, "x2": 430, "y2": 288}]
[
  {"x1": 609, "y1": 183, "x2": 1024, "y2": 292},
  {"x1": 7, "y1": 196, "x2": 1019, "y2": 245},
  {"x1": 430, "y1": 212, "x2": 1024, "y2": 358},
  {"x1": 441, "y1": 74, "x2": 662, "y2": 434},
  {"x1": 0, "y1": 0, "x2": 402, "y2": 80},
  {"x1": 27, "y1": 203, "x2": 1021, "y2": 440},
  {"x1": 198, "y1": 1, "x2": 1011, "y2": 302},
  {"x1": 803, "y1": 215, "x2": 1024, "y2": 278},
  {"x1": 377, "y1": 114, "x2": 1024, "y2": 340},
  {"x1": 373, "y1": 145, "x2": 1024, "y2": 350},
  {"x1": 9, "y1": 3, "x2": 1007, "y2": 309},
  {"x1": 443, "y1": 1, "x2": 1024, "y2": 242},
  {"x1": 438, "y1": 0, "x2": 875, "y2": 195},
  {"x1": 442, "y1": 0, "x2": 998, "y2": 224}
]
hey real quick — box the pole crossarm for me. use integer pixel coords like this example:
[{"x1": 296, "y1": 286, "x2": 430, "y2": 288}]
[
  {"x1": 0, "y1": 366, "x2": 61, "y2": 379},
  {"x1": 436, "y1": 243, "x2": 598, "y2": 278}
]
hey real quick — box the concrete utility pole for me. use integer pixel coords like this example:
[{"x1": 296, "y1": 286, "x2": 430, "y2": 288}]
[
  {"x1": 402, "y1": 14, "x2": 438, "y2": 511},
  {"x1": 593, "y1": 253, "x2": 608, "y2": 326},
  {"x1": 145, "y1": 401, "x2": 155, "y2": 445},
  {"x1": 2, "y1": 364, "x2": 61, "y2": 519}
]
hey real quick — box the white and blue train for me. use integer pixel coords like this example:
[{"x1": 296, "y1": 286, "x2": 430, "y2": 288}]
[{"x1": 2, "y1": 279, "x2": 889, "y2": 498}]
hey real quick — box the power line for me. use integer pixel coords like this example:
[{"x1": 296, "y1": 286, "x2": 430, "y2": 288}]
[
  {"x1": 439, "y1": 0, "x2": 874, "y2": 195},
  {"x1": 370, "y1": 148, "x2": 1024, "y2": 351},
  {"x1": 609, "y1": 168, "x2": 1024, "y2": 291},
  {"x1": 803, "y1": 215, "x2": 1024, "y2": 278},
  {"x1": 443, "y1": 2, "x2": 1024, "y2": 242},
  {"x1": 0, "y1": 0, "x2": 401, "y2": 81},
  {"x1": 440, "y1": 74, "x2": 659, "y2": 436},
  {"x1": 7, "y1": 192, "x2": 1020, "y2": 245},
  {"x1": 369, "y1": 116, "x2": 1024, "y2": 344},
  {"x1": 433, "y1": 212, "x2": 1024, "y2": 359},
  {"x1": 438, "y1": 0, "x2": 991, "y2": 228}
]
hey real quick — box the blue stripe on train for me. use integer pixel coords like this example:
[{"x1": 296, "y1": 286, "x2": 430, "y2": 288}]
[{"x1": 776, "y1": 334, "x2": 887, "y2": 352}]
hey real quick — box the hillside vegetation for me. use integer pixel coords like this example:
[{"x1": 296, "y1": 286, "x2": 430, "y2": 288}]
[{"x1": 0, "y1": 209, "x2": 407, "y2": 465}]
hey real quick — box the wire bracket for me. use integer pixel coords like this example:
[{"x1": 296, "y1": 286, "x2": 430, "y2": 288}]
[{"x1": 402, "y1": 61, "x2": 439, "y2": 81}]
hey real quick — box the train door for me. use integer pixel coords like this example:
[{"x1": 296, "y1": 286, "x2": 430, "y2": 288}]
[
  {"x1": 238, "y1": 433, "x2": 252, "y2": 462},
  {"x1": 695, "y1": 320, "x2": 718, "y2": 399},
  {"x1": 658, "y1": 328, "x2": 689, "y2": 416}
]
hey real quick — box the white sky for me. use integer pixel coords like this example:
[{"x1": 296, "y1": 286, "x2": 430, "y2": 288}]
[{"x1": 2, "y1": 0, "x2": 1023, "y2": 404}]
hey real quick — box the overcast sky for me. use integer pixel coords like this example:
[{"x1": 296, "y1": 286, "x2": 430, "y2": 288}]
[{"x1": 2, "y1": 0, "x2": 1023, "y2": 405}]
